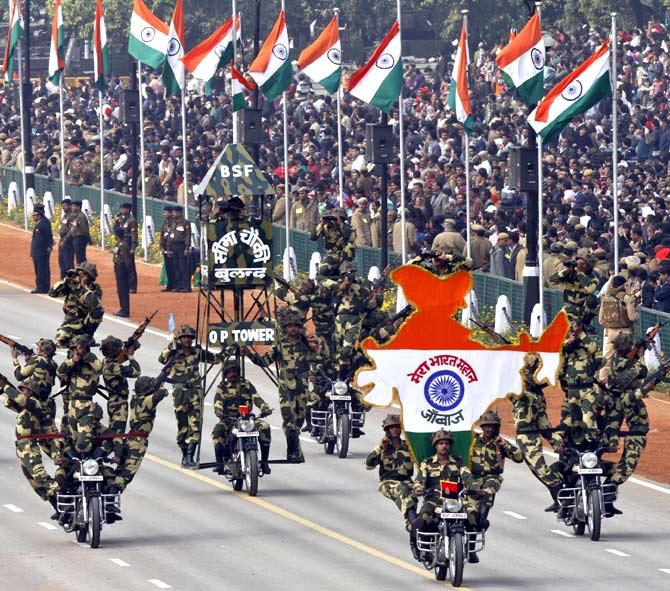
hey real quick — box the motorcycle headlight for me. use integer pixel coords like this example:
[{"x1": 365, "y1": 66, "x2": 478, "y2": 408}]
[
  {"x1": 333, "y1": 381, "x2": 348, "y2": 396},
  {"x1": 82, "y1": 459, "x2": 99, "y2": 476},
  {"x1": 239, "y1": 419, "x2": 255, "y2": 432},
  {"x1": 445, "y1": 498, "x2": 463, "y2": 512},
  {"x1": 581, "y1": 452, "x2": 598, "y2": 469}
]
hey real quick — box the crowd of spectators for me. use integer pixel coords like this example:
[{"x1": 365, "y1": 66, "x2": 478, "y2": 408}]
[{"x1": 1, "y1": 21, "x2": 670, "y2": 312}]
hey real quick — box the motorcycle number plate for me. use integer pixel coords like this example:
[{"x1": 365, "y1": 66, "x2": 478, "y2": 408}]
[
  {"x1": 440, "y1": 512, "x2": 468, "y2": 520},
  {"x1": 328, "y1": 395, "x2": 351, "y2": 401},
  {"x1": 78, "y1": 475, "x2": 103, "y2": 482},
  {"x1": 237, "y1": 431, "x2": 259, "y2": 438},
  {"x1": 577, "y1": 468, "x2": 602, "y2": 475}
]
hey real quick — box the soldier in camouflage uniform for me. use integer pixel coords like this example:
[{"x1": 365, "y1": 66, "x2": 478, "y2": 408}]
[
  {"x1": 158, "y1": 325, "x2": 219, "y2": 468},
  {"x1": 549, "y1": 255, "x2": 599, "y2": 321},
  {"x1": 11, "y1": 339, "x2": 58, "y2": 457},
  {"x1": 76, "y1": 262, "x2": 105, "y2": 343},
  {"x1": 410, "y1": 251, "x2": 473, "y2": 277},
  {"x1": 115, "y1": 376, "x2": 168, "y2": 491},
  {"x1": 49, "y1": 270, "x2": 85, "y2": 348},
  {"x1": 56, "y1": 335, "x2": 103, "y2": 455},
  {"x1": 512, "y1": 353, "x2": 565, "y2": 512},
  {"x1": 212, "y1": 360, "x2": 272, "y2": 474},
  {"x1": 0, "y1": 376, "x2": 60, "y2": 514},
  {"x1": 468, "y1": 411, "x2": 523, "y2": 530},
  {"x1": 100, "y1": 336, "x2": 141, "y2": 455},
  {"x1": 559, "y1": 320, "x2": 601, "y2": 446},
  {"x1": 365, "y1": 415, "x2": 419, "y2": 558},
  {"x1": 309, "y1": 208, "x2": 355, "y2": 275},
  {"x1": 248, "y1": 311, "x2": 322, "y2": 462}
]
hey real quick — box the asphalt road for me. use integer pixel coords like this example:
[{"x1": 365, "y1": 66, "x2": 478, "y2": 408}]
[{"x1": 0, "y1": 279, "x2": 669, "y2": 591}]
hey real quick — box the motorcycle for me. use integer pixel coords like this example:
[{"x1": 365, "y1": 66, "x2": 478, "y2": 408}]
[
  {"x1": 310, "y1": 374, "x2": 365, "y2": 459},
  {"x1": 556, "y1": 447, "x2": 617, "y2": 541},
  {"x1": 56, "y1": 451, "x2": 120, "y2": 549},
  {"x1": 415, "y1": 483, "x2": 484, "y2": 587},
  {"x1": 221, "y1": 405, "x2": 270, "y2": 497}
]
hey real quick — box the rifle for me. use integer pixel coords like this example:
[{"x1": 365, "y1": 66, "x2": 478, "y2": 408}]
[
  {"x1": 117, "y1": 309, "x2": 158, "y2": 363},
  {"x1": 273, "y1": 273, "x2": 295, "y2": 293},
  {"x1": 628, "y1": 322, "x2": 667, "y2": 359},
  {"x1": 469, "y1": 317, "x2": 512, "y2": 345},
  {"x1": 640, "y1": 359, "x2": 670, "y2": 396},
  {"x1": 389, "y1": 304, "x2": 414, "y2": 325},
  {"x1": 0, "y1": 335, "x2": 34, "y2": 357},
  {"x1": 154, "y1": 350, "x2": 183, "y2": 389},
  {"x1": 50, "y1": 354, "x2": 84, "y2": 400}
]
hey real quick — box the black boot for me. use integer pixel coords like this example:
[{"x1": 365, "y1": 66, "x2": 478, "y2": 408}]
[
  {"x1": 405, "y1": 508, "x2": 420, "y2": 561},
  {"x1": 260, "y1": 443, "x2": 272, "y2": 474},
  {"x1": 286, "y1": 430, "x2": 304, "y2": 462},
  {"x1": 301, "y1": 410, "x2": 313, "y2": 433},
  {"x1": 469, "y1": 551, "x2": 480, "y2": 564},
  {"x1": 477, "y1": 505, "x2": 490, "y2": 531},
  {"x1": 545, "y1": 487, "x2": 560, "y2": 513},
  {"x1": 214, "y1": 444, "x2": 225, "y2": 475},
  {"x1": 49, "y1": 496, "x2": 59, "y2": 520},
  {"x1": 180, "y1": 445, "x2": 188, "y2": 467},
  {"x1": 184, "y1": 443, "x2": 196, "y2": 468}
]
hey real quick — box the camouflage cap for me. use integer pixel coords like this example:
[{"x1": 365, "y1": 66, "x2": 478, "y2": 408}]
[
  {"x1": 19, "y1": 380, "x2": 41, "y2": 395},
  {"x1": 612, "y1": 332, "x2": 634, "y2": 352},
  {"x1": 101, "y1": 336, "x2": 123, "y2": 358},
  {"x1": 135, "y1": 376, "x2": 157, "y2": 395},
  {"x1": 36, "y1": 338, "x2": 56, "y2": 357},
  {"x1": 77, "y1": 261, "x2": 98, "y2": 279},
  {"x1": 177, "y1": 325, "x2": 197, "y2": 338},
  {"x1": 223, "y1": 359, "x2": 241, "y2": 374},
  {"x1": 340, "y1": 261, "x2": 357, "y2": 275},
  {"x1": 432, "y1": 430, "x2": 454, "y2": 446},
  {"x1": 382, "y1": 414, "x2": 402, "y2": 430},
  {"x1": 479, "y1": 410, "x2": 501, "y2": 427}
]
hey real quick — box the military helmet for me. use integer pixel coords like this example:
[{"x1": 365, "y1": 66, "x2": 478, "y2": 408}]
[
  {"x1": 92, "y1": 402, "x2": 104, "y2": 421},
  {"x1": 223, "y1": 359, "x2": 241, "y2": 375},
  {"x1": 19, "y1": 380, "x2": 41, "y2": 395},
  {"x1": 177, "y1": 325, "x2": 197, "y2": 338},
  {"x1": 612, "y1": 332, "x2": 634, "y2": 352},
  {"x1": 101, "y1": 336, "x2": 123, "y2": 358},
  {"x1": 479, "y1": 410, "x2": 501, "y2": 427},
  {"x1": 77, "y1": 261, "x2": 98, "y2": 280},
  {"x1": 36, "y1": 338, "x2": 56, "y2": 357},
  {"x1": 340, "y1": 261, "x2": 357, "y2": 275},
  {"x1": 382, "y1": 414, "x2": 401, "y2": 430},
  {"x1": 432, "y1": 430, "x2": 454, "y2": 446},
  {"x1": 135, "y1": 376, "x2": 157, "y2": 395},
  {"x1": 280, "y1": 311, "x2": 303, "y2": 328}
]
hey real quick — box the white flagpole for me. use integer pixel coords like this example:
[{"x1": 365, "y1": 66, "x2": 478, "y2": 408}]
[
  {"x1": 180, "y1": 89, "x2": 189, "y2": 219},
  {"x1": 281, "y1": 0, "x2": 290, "y2": 261},
  {"x1": 17, "y1": 40, "x2": 27, "y2": 229},
  {"x1": 611, "y1": 12, "x2": 619, "y2": 275},
  {"x1": 397, "y1": 0, "x2": 407, "y2": 263},
  {"x1": 231, "y1": 0, "x2": 238, "y2": 144},
  {"x1": 137, "y1": 62, "x2": 148, "y2": 262},
  {"x1": 537, "y1": 136, "x2": 544, "y2": 331},
  {"x1": 99, "y1": 89, "x2": 105, "y2": 249},
  {"x1": 58, "y1": 78, "x2": 67, "y2": 203},
  {"x1": 334, "y1": 7, "x2": 344, "y2": 208},
  {"x1": 463, "y1": 10, "x2": 471, "y2": 259}
]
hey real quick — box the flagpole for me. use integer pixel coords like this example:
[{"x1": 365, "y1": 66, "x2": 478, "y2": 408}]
[
  {"x1": 17, "y1": 39, "x2": 28, "y2": 229},
  {"x1": 537, "y1": 136, "x2": 544, "y2": 331},
  {"x1": 334, "y1": 7, "x2": 344, "y2": 208},
  {"x1": 231, "y1": 0, "x2": 238, "y2": 144},
  {"x1": 611, "y1": 12, "x2": 619, "y2": 275},
  {"x1": 99, "y1": 89, "x2": 105, "y2": 249},
  {"x1": 137, "y1": 61, "x2": 148, "y2": 262},
  {"x1": 281, "y1": 0, "x2": 290, "y2": 266},
  {"x1": 58, "y1": 78, "x2": 67, "y2": 202},
  {"x1": 397, "y1": 0, "x2": 407, "y2": 264},
  {"x1": 462, "y1": 10, "x2": 471, "y2": 259},
  {"x1": 180, "y1": 89, "x2": 189, "y2": 219}
]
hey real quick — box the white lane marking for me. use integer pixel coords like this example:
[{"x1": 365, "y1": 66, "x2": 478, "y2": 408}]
[
  {"x1": 3, "y1": 504, "x2": 24, "y2": 513},
  {"x1": 204, "y1": 401, "x2": 213, "y2": 407},
  {"x1": 37, "y1": 521, "x2": 58, "y2": 530},
  {"x1": 109, "y1": 558, "x2": 131, "y2": 567},
  {"x1": 629, "y1": 477, "x2": 670, "y2": 495},
  {"x1": 7, "y1": 334, "x2": 22, "y2": 340},
  {"x1": 650, "y1": 396, "x2": 670, "y2": 405},
  {"x1": 605, "y1": 549, "x2": 630, "y2": 557},
  {"x1": 503, "y1": 510, "x2": 526, "y2": 520},
  {"x1": 659, "y1": 568, "x2": 670, "y2": 574},
  {"x1": 550, "y1": 529, "x2": 574, "y2": 538},
  {"x1": 148, "y1": 579, "x2": 172, "y2": 589}
]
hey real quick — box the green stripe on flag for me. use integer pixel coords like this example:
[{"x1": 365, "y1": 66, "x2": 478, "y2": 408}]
[
  {"x1": 163, "y1": 62, "x2": 180, "y2": 97},
  {"x1": 128, "y1": 35, "x2": 166, "y2": 69},
  {"x1": 370, "y1": 59, "x2": 403, "y2": 114},
  {"x1": 260, "y1": 59, "x2": 292, "y2": 100},
  {"x1": 516, "y1": 71, "x2": 544, "y2": 107},
  {"x1": 233, "y1": 93, "x2": 246, "y2": 112},
  {"x1": 407, "y1": 431, "x2": 473, "y2": 465},
  {"x1": 319, "y1": 68, "x2": 341, "y2": 94}
]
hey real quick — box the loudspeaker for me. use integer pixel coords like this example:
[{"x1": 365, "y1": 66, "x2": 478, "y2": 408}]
[
  {"x1": 508, "y1": 146, "x2": 538, "y2": 192},
  {"x1": 119, "y1": 90, "x2": 140, "y2": 124},
  {"x1": 366, "y1": 124, "x2": 394, "y2": 164},
  {"x1": 237, "y1": 108, "x2": 263, "y2": 145}
]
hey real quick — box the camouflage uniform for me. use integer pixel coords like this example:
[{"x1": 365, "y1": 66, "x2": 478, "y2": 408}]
[
  {"x1": 57, "y1": 349, "x2": 103, "y2": 454},
  {"x1": 0, "y1": 379, "x2": 59, "y2": 502},
  {"x1": 310, "y1": 214, "x2": 355, "y2": 274},
  {"x1": 49, "y1": 276, "x2": 85, "y2": 348},
  {"x1": 116, "y1": 377, "x2": 168, "y2": 491},
  {"x1": 78, "y1": 279, "x2": 105, "y2": 340},
  {"x1": 549, "y1": 266, "x2": 598, "y2": 321},
  {"x1": 560, "y1": 327, "x2": 601, "y2": 444},
  {"x1": 512, "y1": 357, "x2": 563, "y2": 491},
  {"x1": 410, "y1": 252, "x2": 472, "y2": 277}
]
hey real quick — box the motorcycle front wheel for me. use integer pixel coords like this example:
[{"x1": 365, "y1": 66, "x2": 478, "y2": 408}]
[
  {"x1": 244, "y1": 449, "x2": 259, "y2": 497},
  {"x1": 336, "y1": 414, "x2": 350, "y2": 459},
  {"x1": 88, "y1": 496, "x2": 101, "y2": 549},
  {"x1": 588, "y1": 488, "x2": 602, "y2": 541},
  {"x1": 449, "y1": 532, "x2": 464, "y2": 587}
]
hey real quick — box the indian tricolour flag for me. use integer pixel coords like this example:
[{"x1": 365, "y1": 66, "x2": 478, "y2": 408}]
[
  {"x1": 356, "y1": 267, "x2": 568, "y2": 462},
  {"x1": 448, "y1": 21, "x2": 472, "y2": 133},
  {"x1": 347, "y1": 20, "x2": 402, "y2": 114},
  {"x1": 231, "y1": 66, "x2": 254, "y2": 112},
  {"x1": 182, "y1": 14, "x2": 240, "y2": 94},
  {"x1": 128, "y1": 0, "x2": 170, "y2": 69},
  {"x1": 496, "y1": 12, "x2": 545, "y2": 107},
  {"x1": 93, "y1": 0, "x2": 110, "y2": 91},
  {"x1": 529, "y1": 39, "x2": 611, "y2": 142},
  {"x1": 298, "y1": 16, "x2": 341, "y2": 94},
  {"x1": 48, "y1": 0, "x2": 65, "y2": 85},
  {"x1": 248, "y1": 10, "x2": 292, "y2": 101},
  {"x1": 2, "y1": 0, "x2": 24, "y2": 84},
  {"x1": 163, "y1": 0, "x2": 185, "y2": 96}
]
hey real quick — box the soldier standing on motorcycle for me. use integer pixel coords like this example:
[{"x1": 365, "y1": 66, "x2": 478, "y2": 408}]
[
  {"x1": 212, "y1": 360, "x2": 272, "y2": 475},
  {"x1": 365, "y1": 414, "x2": 419, "y2": 559},
  {"x1": 468, "y1": 411, "x2": 523, "y2": 530},
  {"x1": 158, "y1": 325, "x2": 220, "y2": 468},
  {"x1": 49, "y1": 268, "x2": 84, "y2": 348},
  {"x1": 74, "y1": 262, "x2": 105, "y2": 344},
  {"x1": 410, "y1": 251, "x2": 473, "y2": 277},
  {"x1": 412, "y1": 430, "x2": 479, "y2": 562},
  {"x1": 309, "y1": 208, "x2": 356, "y2": 275}
]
